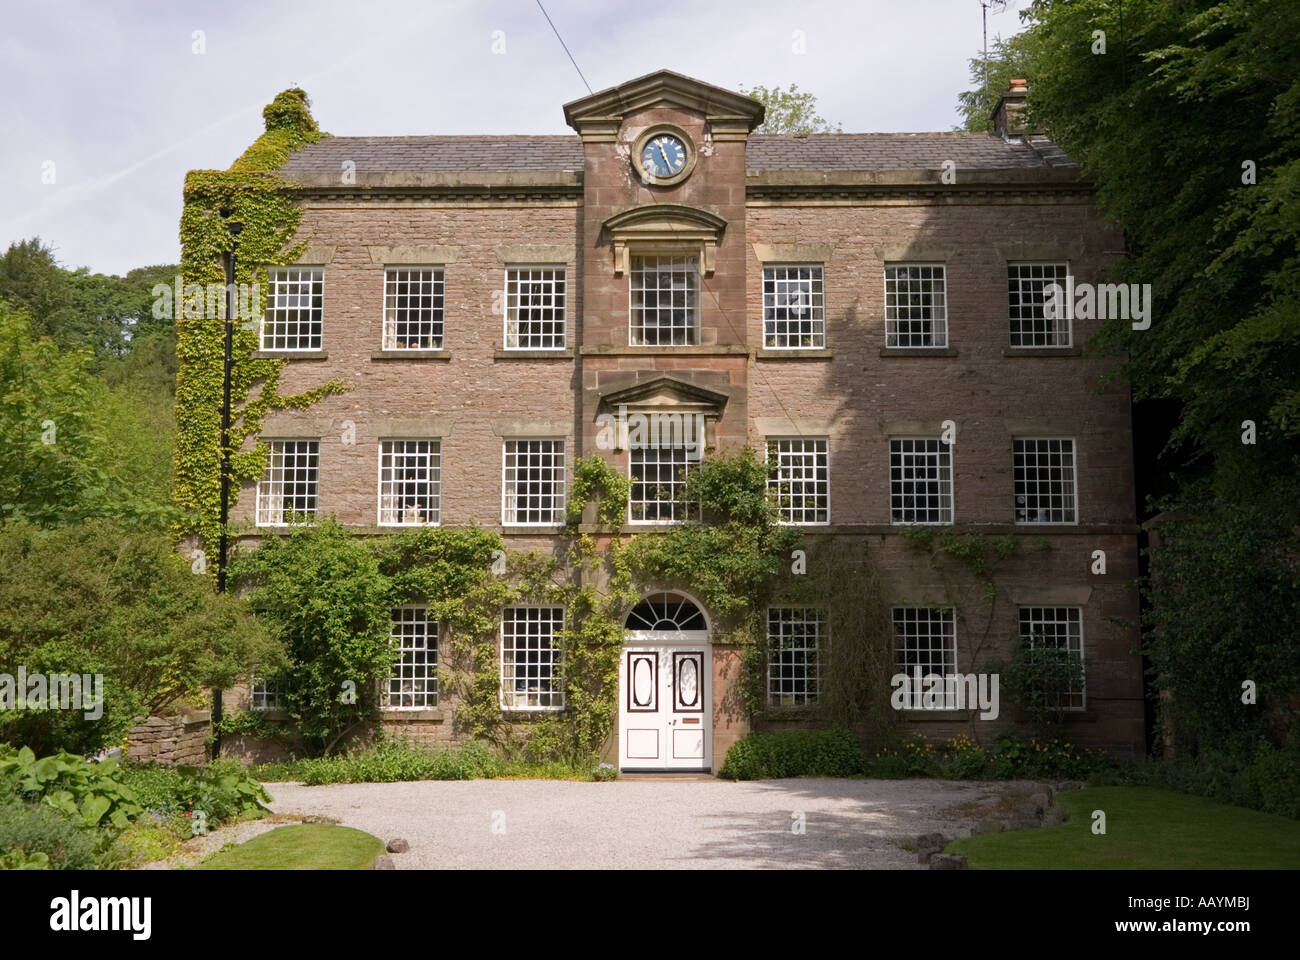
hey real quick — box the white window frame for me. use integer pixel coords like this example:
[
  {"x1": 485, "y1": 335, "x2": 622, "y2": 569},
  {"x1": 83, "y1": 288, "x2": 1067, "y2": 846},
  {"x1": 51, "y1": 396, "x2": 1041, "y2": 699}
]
[
  {"x1": 766, "y1": 437, "x2": 830, "y2": 525},
  {"x1": 1013, "y1": 437, "x2": 1079, "y2": 525},
  {"x1": 1008, "y1": 262, "x2": 1073, "y2": 348},
  {"x1": 382, "y1": 266, "x2": 445, "y2": 350},
  {"x1": 628, "y1": 444, "x2": 699, "y2": 524},
  {"x1": 377, "y1": 439, "x2": 442, "y2": 527},
  {"x1": 502, "y1": 438, "x2": 567, "y2": 526},
  {"x1": 1018, "y1": 606, "x2": 1086, "y2": 711},
  {"x1": 762, "y1": 264, "x2": 825, "y2": 349},
  {"x1": 884, "y1": 263, "x2": 948, "y2": 348},
  {"x1": 249, "y1": 674, "x2": 283, "y2": 712},
  {"x1": 256, "y1": 439, "x2": 320, "y2": 527},
  {"x1": 503, "y1": 265, "x2": 567, "y2": 350},
  {"x1": 766, "y1": 607, "x2": 824, "y2": 707},
  {"x1": 889, "y1": 437, "x2": 954, "y2": 525},
  {"x1": 499, "y1": 607, "x2": 566, "y2": 711},
  {"x1": 261, "y1": 267, "x2": 324, "y2": 352},
  {"x1": 892, "y1": 607, "x2": 959, "y2": 707},
  {"x1": 629, "y1": 253, "x2": 700, "y2": 346},
  {"x1": 385, "y1": 606, "x2": 438, "y2": 710}
]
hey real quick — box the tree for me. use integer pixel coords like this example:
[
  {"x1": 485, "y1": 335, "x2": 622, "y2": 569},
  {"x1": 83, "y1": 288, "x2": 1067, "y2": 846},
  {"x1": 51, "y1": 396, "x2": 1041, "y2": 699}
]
[
  {"x1": 0, "y1": 518, "x2": 279, "y2": 755},
  {"x1": 229, "y1": 519, "x2": 398, "y2": 755},
  {"x1": 0, "y1": 303, "x2": 178, "y2": 528},
  {"x1": 740, "y1": 83, "x2": 842, "y2": 134},
  {"x1": 954, "y1": 33, "x2": 1037, "y2": 131},
  {"x1": 0, "y1": 238, "x2": 177, "y2": 360}
]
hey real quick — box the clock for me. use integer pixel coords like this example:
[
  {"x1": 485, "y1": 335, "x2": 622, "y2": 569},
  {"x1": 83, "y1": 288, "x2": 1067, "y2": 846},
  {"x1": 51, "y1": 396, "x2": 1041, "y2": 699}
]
[{"x1": 633, "y1": 126, "x2": 695, "y2": 185}]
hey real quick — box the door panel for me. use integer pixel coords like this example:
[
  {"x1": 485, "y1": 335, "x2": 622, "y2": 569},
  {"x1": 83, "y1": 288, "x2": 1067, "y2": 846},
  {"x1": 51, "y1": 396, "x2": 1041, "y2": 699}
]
[{"x1": 619, "y1": 636, "x2": 711, "y2": 771}]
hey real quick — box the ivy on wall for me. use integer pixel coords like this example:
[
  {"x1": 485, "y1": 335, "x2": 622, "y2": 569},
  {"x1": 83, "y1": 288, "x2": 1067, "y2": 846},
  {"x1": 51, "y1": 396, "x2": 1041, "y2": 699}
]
[{"x1": 174, "y1": 88, "x2": 346, "y2": 549}]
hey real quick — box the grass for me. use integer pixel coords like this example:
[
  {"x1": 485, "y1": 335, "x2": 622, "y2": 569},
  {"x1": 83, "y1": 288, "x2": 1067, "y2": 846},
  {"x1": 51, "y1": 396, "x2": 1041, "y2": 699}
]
[
  {"x1": 948, "y1": 786, "x2": 1300, "y2": 869},
  {"x1": 195, "y1": 824, "x2": 385, "y2": 870}
]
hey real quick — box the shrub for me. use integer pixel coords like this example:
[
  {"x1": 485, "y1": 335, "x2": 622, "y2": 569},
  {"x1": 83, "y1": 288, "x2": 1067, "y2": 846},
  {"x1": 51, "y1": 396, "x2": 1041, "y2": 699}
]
[
  {"x1": 253, "y1": 739, "x2": 589, "y2": 784},
  {"x1": 719, "y1": 729, "x2": 863, "y2": 780},
  {"x1": 0, "y1": 517, "x2": 279, "y2": 755},
  {"x1": 106, "y1": 819, "x2": 183, "y2": 869},
  {"x1": 120, "y1": 760, "x2": 271, "y2": 829},
  {"x1": 0, "y1": 748, "x2": 141, "y2": 828},
  {"x1": 0, "y1": 795, "x2": 101, "y2": 870},
  {"x1": 862, "y1": 729, "x2": 1108, "y2": 781}
]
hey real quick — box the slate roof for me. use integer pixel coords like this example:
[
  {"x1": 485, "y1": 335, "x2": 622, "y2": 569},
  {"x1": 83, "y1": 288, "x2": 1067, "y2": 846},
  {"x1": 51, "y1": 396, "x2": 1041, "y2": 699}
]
[{"x1": 278, "y1": 132, "x2": 1076, "y2": 176}]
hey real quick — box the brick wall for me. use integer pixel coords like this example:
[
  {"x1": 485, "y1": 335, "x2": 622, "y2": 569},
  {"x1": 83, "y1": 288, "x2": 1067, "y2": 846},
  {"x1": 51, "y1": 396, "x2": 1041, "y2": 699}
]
[{"x1": 219, "y1": 84, "x2": 1145, "y2": 761}]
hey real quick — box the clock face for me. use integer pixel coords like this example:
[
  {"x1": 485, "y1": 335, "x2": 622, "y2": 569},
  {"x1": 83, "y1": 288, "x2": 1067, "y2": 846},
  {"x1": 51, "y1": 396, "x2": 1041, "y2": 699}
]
[{"x1": 640, "y1": 133, "x2": 688, "y2": 180}]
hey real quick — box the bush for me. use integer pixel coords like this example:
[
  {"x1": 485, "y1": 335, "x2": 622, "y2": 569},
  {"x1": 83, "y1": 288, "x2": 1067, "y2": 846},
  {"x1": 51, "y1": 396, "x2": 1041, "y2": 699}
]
[
  {"x1": 1100, "y1": 740, "x2": 1300, "y2": 820},
  {"x1": 0, "y1": 795, "x2": 101, "y2": 870},
  {"x1": 0, "y1": 748, "x2": 142, "y2": 828},
  {"x1": 274, "y1": 740, "x2": 500, "y2": 785},
  {"x1": 862, "y1": 729, "x2": 1108, "y2": 781},
  {"x1": 719, "y1": 729, "x2": 863, "y2": 780},
  {"x1": 253, "y1": 739, "x2": 591, "y2": 784},
  {"x1": 120, "y1": 760, "x2": 271, "y2": 830},
  {"x1": 0, "y1": 517, "x2": 279, "y2": 756}
]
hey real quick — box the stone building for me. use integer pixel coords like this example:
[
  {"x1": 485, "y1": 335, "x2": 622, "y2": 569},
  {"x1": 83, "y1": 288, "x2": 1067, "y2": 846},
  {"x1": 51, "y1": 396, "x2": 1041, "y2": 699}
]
[{"x1": 227, "y1": 70, "x2": 1144, "y2": 770}]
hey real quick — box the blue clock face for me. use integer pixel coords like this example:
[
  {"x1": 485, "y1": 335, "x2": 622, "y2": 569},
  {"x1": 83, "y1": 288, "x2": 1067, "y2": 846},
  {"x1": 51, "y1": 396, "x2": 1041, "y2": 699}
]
[{"x1": 640, "y1": 133, "x2": 688, "y2": 179}]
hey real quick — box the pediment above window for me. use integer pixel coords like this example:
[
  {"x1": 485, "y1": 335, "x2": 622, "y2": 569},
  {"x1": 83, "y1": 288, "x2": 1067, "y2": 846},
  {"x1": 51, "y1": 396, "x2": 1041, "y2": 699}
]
[
  {"x1": 602, "y1": 203, "x2": 727, "y2": 276},
  {"x1": 599, "y1": 375, "x2": 730, "y2": 415},
  {"x1": 597, "y1": 375, "x2": 729, "y2": 452}
]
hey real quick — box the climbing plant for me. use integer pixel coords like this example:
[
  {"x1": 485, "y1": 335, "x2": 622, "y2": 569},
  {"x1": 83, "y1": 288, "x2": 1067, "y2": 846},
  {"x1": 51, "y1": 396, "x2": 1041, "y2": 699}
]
[{"x1": 174, "y1": 88, "x2": 346, "y2": 550}]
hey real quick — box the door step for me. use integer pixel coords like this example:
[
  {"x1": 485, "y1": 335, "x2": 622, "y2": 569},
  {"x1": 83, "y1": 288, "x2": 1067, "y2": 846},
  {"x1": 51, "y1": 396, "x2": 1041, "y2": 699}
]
[{"x1": 618, "y1": 772, "x2": 715, "y2": 781}]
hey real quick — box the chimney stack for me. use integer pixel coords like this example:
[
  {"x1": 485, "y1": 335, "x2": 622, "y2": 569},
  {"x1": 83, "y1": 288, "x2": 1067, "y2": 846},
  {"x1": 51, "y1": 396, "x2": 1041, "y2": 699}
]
[{"x1": 990, "y1": 78, "x2": 1029, "y2": 139}]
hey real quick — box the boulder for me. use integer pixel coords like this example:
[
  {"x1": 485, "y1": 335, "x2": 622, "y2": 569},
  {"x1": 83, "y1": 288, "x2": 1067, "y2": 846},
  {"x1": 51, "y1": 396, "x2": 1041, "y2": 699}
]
[
  {"x1": 1054, "y1": 780, "x2": 1086, "y2": 793},
  {"x1": 386, "y1": 838, "x2": 410, "y2": 854},
  {"x1": 929, "y1": 854, "x2": 967, "y2": 870},
  {"x1": 373, "y1": 854, "x2": 395, "y2": 870},
  {"x1": 972, "y1": 818, "x2": 1004, "y2": 835},
  {"x1": 1043, "y1": 804, "x2": 1068, "y2": 827}
]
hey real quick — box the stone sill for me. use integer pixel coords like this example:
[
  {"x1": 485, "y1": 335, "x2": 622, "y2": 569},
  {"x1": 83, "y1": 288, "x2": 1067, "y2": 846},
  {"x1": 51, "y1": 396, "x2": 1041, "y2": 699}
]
[
  {"x1": 879, "y1": 347, "x2": 959, "y2": 357},
  {"x1": 493, "y1": 349, "x2": 574, "y2": 360},
  {"x1": 501, "y1": 525, "x2": 567, "y2": 535},
  {"x1": 1002, "y1": 346, "x2": 1083, "y2": 357},
  {"x1": 573, "y1": 522, "x2": 1139, "y2": 536},
  {"x1": 897, "y1": 710, "x2": 980, "y2": 722},
  {"x1": 754, "y1": 348, "x2": 832, "y2": 360},
  {"x1": 380, "y1": 709, "x2": 444, "y2": 722},
  {"x1": 758, "y1": 706, "x2": 819, "y2": 721},
  {"x1": 579, "y1": 345, "x2": 748, "y2": 356},
  {"x1": 371, "y1": 350, "x2": 452, "y2": 361},
  {"x1": 254, "y1": 351, "x2": 329, "y2": 361}
]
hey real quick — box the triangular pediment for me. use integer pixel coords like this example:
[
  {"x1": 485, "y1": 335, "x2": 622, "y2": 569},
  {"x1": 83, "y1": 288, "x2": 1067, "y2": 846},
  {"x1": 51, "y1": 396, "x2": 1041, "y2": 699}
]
[
  {"x1": 564, "y1": 69, "x2": 765, "y2": 132},
  {"x1": 599, "y1": 375, "x2": 730, "y2": 414}
]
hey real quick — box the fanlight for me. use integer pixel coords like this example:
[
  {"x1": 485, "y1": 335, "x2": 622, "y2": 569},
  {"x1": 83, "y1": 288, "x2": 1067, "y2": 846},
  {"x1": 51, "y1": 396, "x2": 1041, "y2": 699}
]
[{"x1": 624, "y1": 592, "x2": 706, "y2": 631}]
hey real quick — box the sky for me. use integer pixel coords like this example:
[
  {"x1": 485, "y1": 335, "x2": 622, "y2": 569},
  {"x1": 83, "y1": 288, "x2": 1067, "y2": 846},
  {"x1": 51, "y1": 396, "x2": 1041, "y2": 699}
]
[{"x1": 0, "y1": 0, "x2": 1035, "y2": 277}]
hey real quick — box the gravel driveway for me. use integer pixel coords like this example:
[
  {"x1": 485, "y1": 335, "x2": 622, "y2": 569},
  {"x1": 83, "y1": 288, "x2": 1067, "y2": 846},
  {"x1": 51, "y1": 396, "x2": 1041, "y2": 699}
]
[{"x1": 265, "y1": 777, "x2": 1023, "y2": 869}]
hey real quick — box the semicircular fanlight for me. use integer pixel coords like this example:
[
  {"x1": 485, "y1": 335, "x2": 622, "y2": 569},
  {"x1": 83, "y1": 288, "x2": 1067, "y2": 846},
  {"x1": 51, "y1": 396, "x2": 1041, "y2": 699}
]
[{"x1": 624, "y1": 592, "x2": 706, "y2": 631}]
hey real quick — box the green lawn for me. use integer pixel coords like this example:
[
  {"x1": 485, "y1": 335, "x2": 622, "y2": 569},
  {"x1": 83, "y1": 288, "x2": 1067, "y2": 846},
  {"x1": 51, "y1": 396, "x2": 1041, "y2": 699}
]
[
  {"x1": 948, "y1": 786, "x2": 1300, "y2": 869},
  {"x1": 195, "y1": 824, "x2": 386, "y2": 870}
]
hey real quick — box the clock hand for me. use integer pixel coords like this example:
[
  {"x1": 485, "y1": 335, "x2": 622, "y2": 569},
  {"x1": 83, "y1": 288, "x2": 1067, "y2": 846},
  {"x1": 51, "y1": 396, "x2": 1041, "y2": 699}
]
[{"x1": 657, "y1": 142, "x2": 673, "y2": 171}]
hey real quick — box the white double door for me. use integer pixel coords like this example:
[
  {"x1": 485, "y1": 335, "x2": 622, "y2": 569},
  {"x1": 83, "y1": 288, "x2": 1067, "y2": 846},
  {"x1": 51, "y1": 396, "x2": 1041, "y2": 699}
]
[{"x1": 618, "y1": 631, "x2": 712, "y2": 771}]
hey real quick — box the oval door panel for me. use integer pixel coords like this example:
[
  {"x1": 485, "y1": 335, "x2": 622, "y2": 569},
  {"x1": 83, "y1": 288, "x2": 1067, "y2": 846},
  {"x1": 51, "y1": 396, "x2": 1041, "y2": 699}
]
[
  {"x1": 633, "y1": 657, "x2": 653, "y2": 707},
  {"x1": 678, "y1": 658, "x2": 698, "y2": 707}
]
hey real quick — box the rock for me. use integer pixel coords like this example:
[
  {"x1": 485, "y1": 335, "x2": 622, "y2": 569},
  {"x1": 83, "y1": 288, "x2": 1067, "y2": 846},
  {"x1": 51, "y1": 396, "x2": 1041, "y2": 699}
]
[
  {"x1": 1027, "y1": 792, "x2": 1051, "y2": 813},
  {"x1": 386, "y1": 838, "x2": 409, "y2": 853},
  {"x1": 1054, "y1": 780, "x2": 1085, "y2": 793},
  {"x1": 929, "y1": 854, "x2": 967, "y2": 870},
  {"x1": 373, "y1": 854, "x2": 395, "y2": 870},
  {"x1": 916, "y1": 832, "x2": 945, "y2": 849},
  {"x1": 1043, "y1": 804, "x2": 1067, "y2": 826},
  {"x1": 972, "y1": 818, "x2": 1004, "y2": 835}
]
